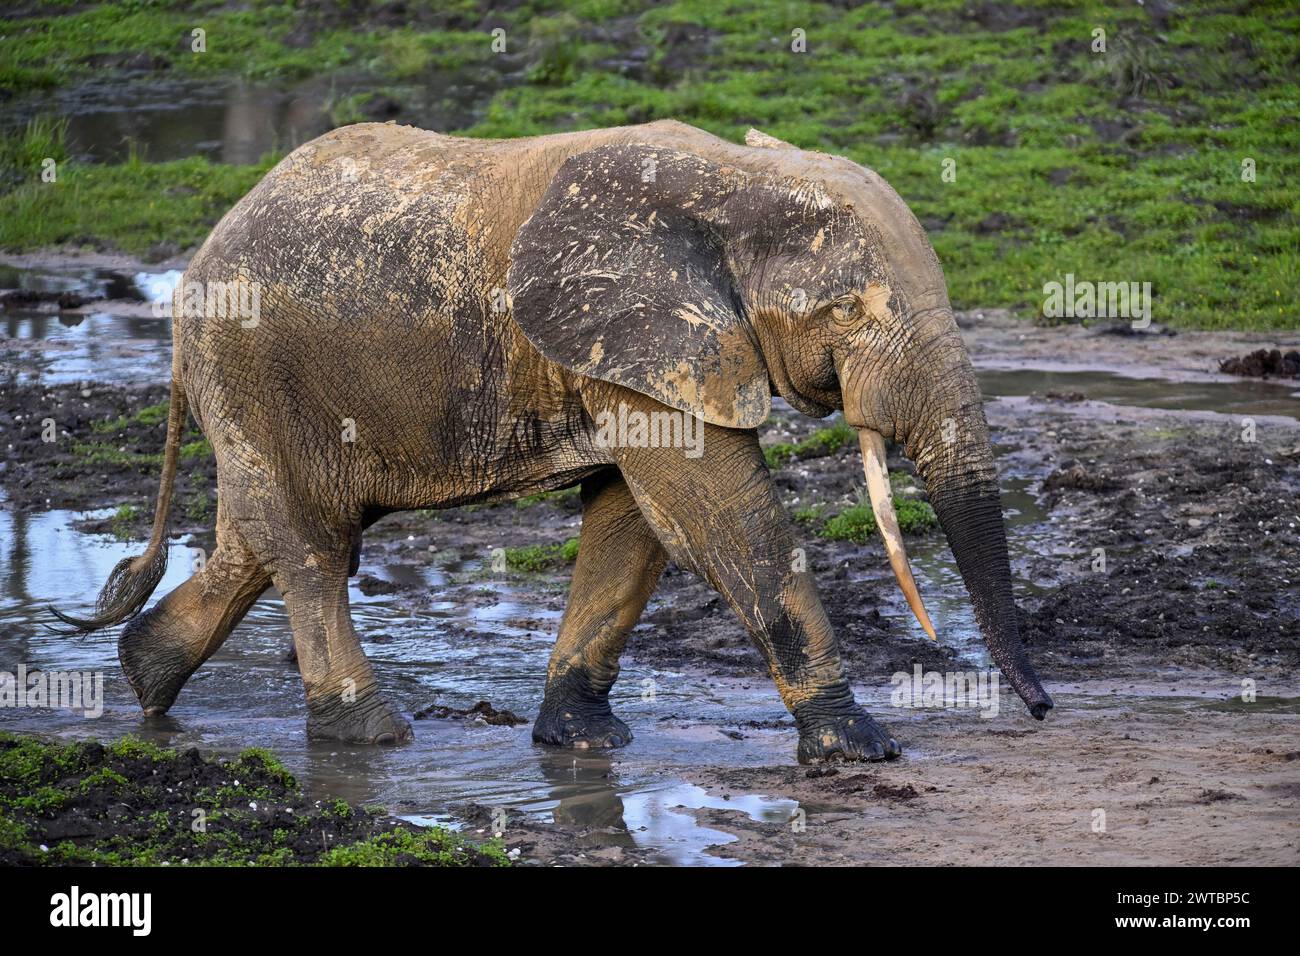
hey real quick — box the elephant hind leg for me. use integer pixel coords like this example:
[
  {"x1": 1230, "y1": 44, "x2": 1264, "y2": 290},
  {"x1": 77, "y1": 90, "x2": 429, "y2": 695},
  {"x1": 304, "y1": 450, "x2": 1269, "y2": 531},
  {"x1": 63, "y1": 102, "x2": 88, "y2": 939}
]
[
  {"x1": 119, "y1": 514, "x2": 270, "y2": 715},
  {"x1": 534, "y1": 470, "x2": 667, "y2": 750},
  {"x1": 267, "y1": 522, "x2": 412, "y2": 745}
]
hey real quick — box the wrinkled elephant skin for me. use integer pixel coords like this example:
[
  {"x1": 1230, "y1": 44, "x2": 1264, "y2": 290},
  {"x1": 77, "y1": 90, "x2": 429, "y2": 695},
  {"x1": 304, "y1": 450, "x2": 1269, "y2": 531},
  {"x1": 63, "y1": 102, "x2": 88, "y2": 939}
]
[{"x1": 53, "y1": 120, "x2": 1051, "y2": 758}]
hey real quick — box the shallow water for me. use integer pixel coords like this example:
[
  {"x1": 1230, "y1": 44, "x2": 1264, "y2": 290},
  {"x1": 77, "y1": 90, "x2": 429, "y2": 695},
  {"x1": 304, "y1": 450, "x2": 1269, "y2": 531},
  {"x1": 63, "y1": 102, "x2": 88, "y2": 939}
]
[
  {"x1": 978, "y1": 368, "x2": 1300, "y2": 420},
  {"x1": 0, "y1": 503, "x2": 825, "y2": 864},
  {"x1": 8, "y1": 73, "x2": 510, "y2": 166},
  {"x1": 0, "y1": 469, "x2": 1058, "y2": 863},
  {"x1": 2, "y1": 263, "x2": 1296, "y2": 862},
  {"x1": 0, "y1": 266, "x2": 175, "y2": 386},
  {"x1": 5, "y1": 265, "x2": 1296, "y2": 418}
]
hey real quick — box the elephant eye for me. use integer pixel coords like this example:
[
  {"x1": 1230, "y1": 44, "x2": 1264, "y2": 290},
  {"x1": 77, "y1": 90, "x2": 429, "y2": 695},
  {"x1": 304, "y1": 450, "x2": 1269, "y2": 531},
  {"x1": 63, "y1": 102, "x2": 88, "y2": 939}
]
[{"x1": 829, "y1": 294, "x2": 866, "y2": 325}]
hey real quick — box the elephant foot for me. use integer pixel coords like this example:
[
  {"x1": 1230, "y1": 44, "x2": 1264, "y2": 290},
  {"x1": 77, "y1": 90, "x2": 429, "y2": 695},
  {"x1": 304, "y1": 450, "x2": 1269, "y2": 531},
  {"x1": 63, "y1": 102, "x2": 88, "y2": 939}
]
[
  {"x1": 534, "y1": 708, "x2": 632, "y2": 749},
  {"x1": 794, "y1": 702, "x2": 901, "y2": 764},
  {"x1": 533, "y1": 678, "x2": 632, "y2": 749},
  {"x1": 306, "y1": 692, "x2": 413, "y2": 745},
  {"x1": 118, "y1": 613, "x2": 200, "y2": 717}
]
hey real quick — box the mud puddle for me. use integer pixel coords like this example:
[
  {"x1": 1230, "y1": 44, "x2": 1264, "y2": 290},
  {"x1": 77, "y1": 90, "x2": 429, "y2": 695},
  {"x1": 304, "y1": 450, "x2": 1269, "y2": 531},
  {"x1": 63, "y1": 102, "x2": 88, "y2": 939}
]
[
  {"x1": 2, "y1": 269, "x2": 1298, "y2": 864},
  {"x1": 976, "y1": 368, "x2": 1299, "y2": 421},
  {"x1": 1, "y1": 264, "x2": 177, "y2": 385},
  {"x1": 0, "y1": 507, "x2": 824, "y2": 865},
  {"x1": 6, "y1": 70, "x2": 514, "y2": 166}
]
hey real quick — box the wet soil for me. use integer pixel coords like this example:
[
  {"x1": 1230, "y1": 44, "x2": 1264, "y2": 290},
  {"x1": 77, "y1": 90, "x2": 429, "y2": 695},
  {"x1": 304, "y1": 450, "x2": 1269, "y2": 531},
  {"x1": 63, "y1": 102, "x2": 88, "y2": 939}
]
[
  {"x1": 0, "y1": 734, "x2": 506, "y2": 866},
  {"x1": 1001, "y1": 398, "x2": 1299, "y2": 675},
  {"x1": 1220, "y1": 348, "x2": 1300, "y2": 380},
  {"x1": 0, "y1": 381, "x2": 215, "y2": 536},
  {"x1": 960, "y1": 308, "x2": 1300, "y2": 383},
  {"x1": 414, "y1": 700, "x2": 527, "y2": 726},
  {"x1": 675, "y1": 676, "x2": 1300, "y2": 866},
  {"x1": 2, "y1": 278, "x2": 1298, "y2": 865}
]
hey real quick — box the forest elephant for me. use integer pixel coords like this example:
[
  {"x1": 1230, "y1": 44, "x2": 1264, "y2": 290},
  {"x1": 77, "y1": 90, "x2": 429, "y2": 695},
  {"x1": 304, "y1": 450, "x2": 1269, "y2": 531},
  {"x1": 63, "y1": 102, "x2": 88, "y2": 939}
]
[{"x1": 54, "y1": 119, "x2": 1053, "y2": 762}]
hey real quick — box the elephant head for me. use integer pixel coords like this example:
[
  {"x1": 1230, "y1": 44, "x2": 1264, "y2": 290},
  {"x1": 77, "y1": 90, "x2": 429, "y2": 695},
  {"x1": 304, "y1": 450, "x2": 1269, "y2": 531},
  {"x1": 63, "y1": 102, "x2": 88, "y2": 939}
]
[{"x1": 508, "y1": 134, "x2": 1052, "y2": 719}]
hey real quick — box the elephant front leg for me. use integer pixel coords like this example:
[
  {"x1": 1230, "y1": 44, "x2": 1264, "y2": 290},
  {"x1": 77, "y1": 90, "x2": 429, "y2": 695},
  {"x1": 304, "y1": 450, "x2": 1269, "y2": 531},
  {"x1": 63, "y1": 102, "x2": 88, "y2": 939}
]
[
  {"x1": 534, "y1": 471, "x2": 667, "y2": 749},
  {"x1": 593, "y1": 387, "x2": 900, "y2": 763},
  {"x1": 746, "y1": 584, "x2": 902, "y2": 763}
]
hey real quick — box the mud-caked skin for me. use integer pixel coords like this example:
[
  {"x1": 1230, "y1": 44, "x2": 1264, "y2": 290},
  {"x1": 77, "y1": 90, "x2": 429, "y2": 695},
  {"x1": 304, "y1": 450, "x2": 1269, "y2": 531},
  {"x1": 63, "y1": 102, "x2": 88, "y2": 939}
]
[
  {"x1": 305, "y1": 685, "x2": 413, "y2": 746},
  {"x1": 118, "y1": 613, "x2": 200, "y2": 717},
  {"x1": 532, "y1": 668, "x2": 633, "y2": 750},
  {"x1": 792, "y1": 689, "x2": 903, "y2": 763},
  {"x1": 530, "y1": 470, "x2": 663, "y2": 749},
  {"x1": 54, "y1": 120, "x2": 1052, "y2": 763}
]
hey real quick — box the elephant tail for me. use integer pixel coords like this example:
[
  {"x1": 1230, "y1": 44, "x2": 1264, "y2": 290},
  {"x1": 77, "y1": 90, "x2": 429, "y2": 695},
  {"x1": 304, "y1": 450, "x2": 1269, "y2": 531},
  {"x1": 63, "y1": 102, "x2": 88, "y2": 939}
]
[{"x1": 50, "y1": 364, "x2": 187, "y2": 634}]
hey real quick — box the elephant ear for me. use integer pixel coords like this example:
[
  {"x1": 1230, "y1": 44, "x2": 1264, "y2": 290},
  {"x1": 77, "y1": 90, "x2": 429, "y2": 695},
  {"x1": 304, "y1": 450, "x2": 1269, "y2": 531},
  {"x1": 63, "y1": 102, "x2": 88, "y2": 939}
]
[{"x1": 507, "y1": 144, "x2": 770, "y2": 429}]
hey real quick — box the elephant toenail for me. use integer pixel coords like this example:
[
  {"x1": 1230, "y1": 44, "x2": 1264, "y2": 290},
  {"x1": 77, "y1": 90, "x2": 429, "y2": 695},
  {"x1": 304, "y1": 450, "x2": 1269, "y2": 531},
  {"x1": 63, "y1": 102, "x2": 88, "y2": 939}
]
[
  {"x1": 608, "y1": 735, "x2": 623, "y2": 747},
  {"x1": 870, "y1": 742, "x2": 884, "y2": 758},
  {"x1": 374, "y1": 732, "x2": 397, "y2": 745}
]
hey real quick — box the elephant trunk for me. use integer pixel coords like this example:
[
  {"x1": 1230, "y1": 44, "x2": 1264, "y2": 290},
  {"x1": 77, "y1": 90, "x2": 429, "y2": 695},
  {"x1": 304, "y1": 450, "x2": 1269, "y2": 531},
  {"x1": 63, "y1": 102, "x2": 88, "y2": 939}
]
[
  {"x1": 844, "y1": 316, "x2": 1052, "y2": 719},
  {"x1": 911, "y1": 336, "x2": 1052, "y2": 718},
  {"x1": 925, "y1": 472, "x2": 1053, "y2": 718}
]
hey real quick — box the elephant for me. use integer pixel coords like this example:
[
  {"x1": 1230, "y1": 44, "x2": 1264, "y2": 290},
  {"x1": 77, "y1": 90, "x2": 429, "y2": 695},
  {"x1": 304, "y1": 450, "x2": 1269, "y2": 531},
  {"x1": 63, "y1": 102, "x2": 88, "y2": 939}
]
[{"x1": 54, "y1": 119, "x2": 1053, "y2": 761}]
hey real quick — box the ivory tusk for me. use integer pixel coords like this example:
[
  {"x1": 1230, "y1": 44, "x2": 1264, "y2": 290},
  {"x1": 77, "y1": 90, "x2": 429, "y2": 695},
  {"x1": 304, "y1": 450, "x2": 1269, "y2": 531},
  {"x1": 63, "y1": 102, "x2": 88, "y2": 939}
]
[{"x1": 858, "y1": 429, "x2": 938, "y2": 641}]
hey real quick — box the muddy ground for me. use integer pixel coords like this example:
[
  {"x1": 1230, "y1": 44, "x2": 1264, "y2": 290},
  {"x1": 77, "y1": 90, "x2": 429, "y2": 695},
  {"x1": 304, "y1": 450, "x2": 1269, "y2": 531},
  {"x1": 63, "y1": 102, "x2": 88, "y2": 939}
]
[
  {"x1": 2, "y1": 277, "x2": 1298, "y2": 866},
  {"x1": 0, "y1": 733, "x2": 509, "y2": 866}
]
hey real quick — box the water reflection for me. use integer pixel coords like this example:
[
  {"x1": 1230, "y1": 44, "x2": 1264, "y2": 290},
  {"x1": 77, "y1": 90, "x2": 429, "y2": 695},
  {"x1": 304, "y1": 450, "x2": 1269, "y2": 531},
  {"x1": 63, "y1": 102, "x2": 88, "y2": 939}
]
[
  {"x1": 0, "y1": 509, "x2": 804, "y2": 863},
  {"x1": 58, "y1": 80, "x2": 334, "y2": 166},
  {"x1": 977, "y1": 368, "x2": 1300, "y2": 421},
  {"x1": 16, "y1": 66, "x2": 515, "y2": 167}
]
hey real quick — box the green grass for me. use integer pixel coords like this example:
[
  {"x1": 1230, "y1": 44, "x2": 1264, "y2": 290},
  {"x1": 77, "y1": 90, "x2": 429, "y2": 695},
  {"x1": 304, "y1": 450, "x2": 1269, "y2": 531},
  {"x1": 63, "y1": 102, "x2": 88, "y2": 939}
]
[
  {"x1": 765, "y1": 418, "x2": 856, "y2": 469},
  {"x1": 0, "y1": 150, "x2": 275, "y2": 256},
  {"x1": 514, "y1": 486, "x2": 581, "y2": 509},
  {"x1": 108, "y1": 503, "x2": 140, "y2": 540},
  {"x1": 0, "y1": 1, "x2": 373, "y2": 91},
  {"x1": 503, "y1": 536, "x2": 581, "y2": 571},
  {"x1": 818, "y1": 496, "x2": 939, "y2": 543},
  {"x1": 184, "y1": 478, "x2": 213, "y2": 522},
  {"x1": 69, "y1": 440, "x2": 161, "y2": 468},
  {"x1": 0, "y1": 116, "x2": 68, "y2": 191},
  {"x1": 92, "y1": 400, "x2": 169, "y2": 433},
  {"x1": 318, "y1": 827, "x2": 509, "y2": 866},
  {"x1": 0, "y1": 1, "x2": 1295, "y2": 328},
  {"x1": 0, "y1": 732, "x2": 508, "y2": 867},
  {"x1": 72, "y1": 402, "x2": 214, "y2": 477}
]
